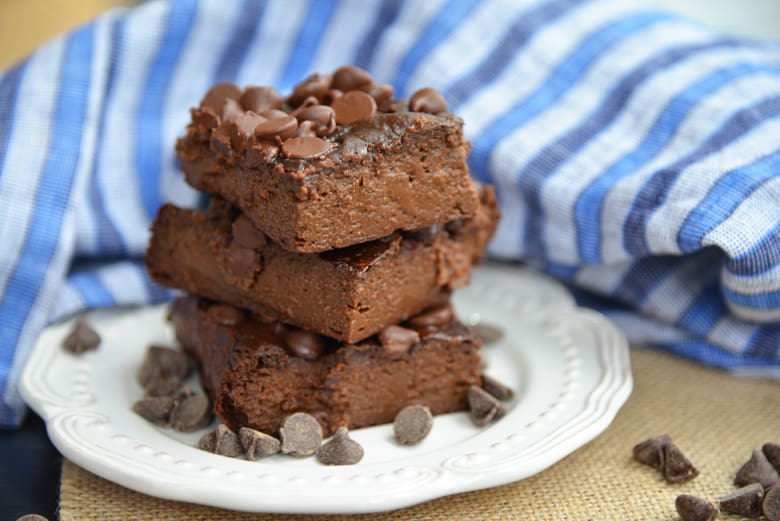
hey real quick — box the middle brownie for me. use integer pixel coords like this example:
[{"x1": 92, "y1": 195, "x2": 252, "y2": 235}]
[{"x1": 147, "y1": 187, "x2": 498, "y2": 344}]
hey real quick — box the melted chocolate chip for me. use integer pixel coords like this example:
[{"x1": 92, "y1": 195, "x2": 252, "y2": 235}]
[
  {"x1": 63, "y1": 317, "x2": 101, "y2": 354},
  {"x1": 368, "y1": 83, "x2": 394, "y2": 103},
  {"x1": 239, "y1": 86, "x2": 283, "y2": 113},
  {"x1": 317, "y1": 427, "x2": 364, "y2": 465},
  {"x1": 284, "y1": 329, "x2": 328, "y2": 360},
  {"x1": 378, "y1": 325, "x2": 420, "y2": 355},
  {"x1": 288, "y1": 73, "x2": 331, "y2": 106},
  {"x1": 207, "y1": 303, "x2": 244, "y2": 326},
  {"x1": 281, "y1": 136, "x2": 335, "y2": 159},
  {"x1": 332, "y1": 90, "x2": 377, "y2": 125},
  {"x1": 221, "y1": 98, "x2": 244, "y2": 121},
  {"x1": 200, "y1": 82, "x2": 241, "y2": 114},
  {"x1": 232, "y1": 214, "x2": 267, "y2": 249},
  {"x1": 331, "y1": 66, "x2": 373, "y2": 92},
  {"x1": 254, "y1": 115, "x2": 298, "y2": 141},
  {"x1": 295, "y1": 105, "x2": 336, "y2": 136},
  {"x1": 280, "y1": 412, "x2": 323, "y2": 457},
  {"x1": 409, "y1": 87, "x2": 447, "y2": 114},
  {"x1": 393, "y1": 405, "x2": 432, "y2": 445}
]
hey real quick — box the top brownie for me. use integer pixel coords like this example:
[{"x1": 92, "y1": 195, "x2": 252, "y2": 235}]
[{"x1": 176, "y1": 66, "x2": 479, "y2": 253}]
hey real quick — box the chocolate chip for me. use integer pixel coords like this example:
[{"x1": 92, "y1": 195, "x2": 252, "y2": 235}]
[
  {"x1": 254, "y1": 115, "x2": 298, "y2": 141},
  {"x1": 221, "y1": 98, "x2": 244, "y2": 121},
  {"x1": 284, "y1": 329, "x2": 328, "y2": 360},
  {"x1": 16, "y1": 515, "x2": 49, "y2": 521},
  {"x1": 200, "y1": 82, "x2": 241, "y2": 114},
  {"x1": 368, "y1": 83, "x2": 394, "y2": 103},
  {"x1": 664, "y1": 442, "x2": 699, "y2": 483},
  {"x1": 675, "y1": 495, "x2": 718, "y2": 521},
  {"x1": 719, "y1": 483, "x2": 764, "y2": 518},
  {"x1": 317, "y1": 427, "x2": 364, "y2": 465},
  {"x1": 407, "y1": 304, "x2": 454, "y2": 329},
  {"x1": 332, "y1": 90, "x2": 377, "y2": 125},
  {"x1": 736, "y1": 449, "x2": 780, "y2": 488},
  {"x1": 633, "y1": 434, "x2": 671, "y2": 471},
  {"x1": 295, "y1": 105, "x2": 336, "y2": 136},
  {"x1": 198, "y1": 424, "x2": 242, "y2": 457},
  {"x1": 207, "y1": 303, "x2": 244, "y2": 326},
  {"x1": 378, "y1": 325, "x2": 420, "y2": 355},
  {"x1": 132, "y1": 395, "x2": 175, "y2": 426},
  {"x1": 331, "y1": 66, "x2": 373, "y2": 92},
  {"x1": 288, "y1": 73, "x2": 332, "y2": 106},
  {"x1": 240, "y1": 86, "x2": 283, "y2": 113},
  {"x1": 765, "y1": 486, "x2": 780, "y2": 521},
  {"x1": 232, "y1": 214, "x2": 267, "y2": 249},
  {"x1": 296, "y1": 120, "x2": 317, "y2": 137},
  {"x1": 137, "y1": 345, "x2": 191, "y2": 388},
  {"x1": 393, "y1": 405, "x2": 432, "y2": 445},
  {"x1": 191, "y1": 107, "x2": 220, "y2": 130},
  {"x1": 764, "y1": 443, "x2": 780, "y2": 474},
  {"x1": 280, "y1": 412, "x2": 323, "y2": 457},
  {"x1": 468, "y1": 385, "x2": 505, "y2": 427},
  {"x1": 281, "y1": 136, "x2": 335, "y2": 159},
  {"x1": 323, "y1": 88, "x2": 343, "y2": 104},
  {"x1": 230, "y1": 111, "x2": 265, "y2": 148},
  {"x1": 239, "y1": 427, "x2": 281, "y2": 460},
  {"x1": 409, "y1": 87, "x2": 447, "y2": 114},
  {"x1": 170, "y1": 394, "x2": 212, "y2": 432},
  {"x1": 259, "y1": 108, "x2": 288, "y2": 120},
  {"x1": 481, "y1": 374, "x2": 515, "y2": 401},
  {"x1": 63, "y1": 317, "x2": 101, "y2": 354}
]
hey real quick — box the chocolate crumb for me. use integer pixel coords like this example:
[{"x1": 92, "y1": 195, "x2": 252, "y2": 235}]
[
  {"x1": 132, "y1": 395, "x2": 175, "y2": 426},
  {"x1": 317, "y1": 427, "x2": 364, "y2": 465},
  {"x1": 664, "y1": 442, "x2": 699, "y2": 484},
  {"x1": 675, "y1": 494, "x2": 718, "y2": 521},
  {"x1": 765, "y1": 486, "x2": 780, "y2": 521},
  {"x1": 280, "y1": 412, "x2": 323, "y2": 457},
  {"x1": 62, "y1": 317, "x2": 101, "y2": 354},
  {"x1": 735, "y1": 449, "x2": 780, "y2": 489},
  {"x1": 468, "y1": 385, "x2": 505, "y2": 427},
  {"x1": 239, "y1": 427, "x2": 281, "y2": 460},
  {"x1": 633, "y1": 434, "x2": 672, "y2": 471},
  {"x1": 764, "y1": 443, "x2": 780, "y2": 474},
  {"x1": 198, "y1": 424, "x2": 242, "y2": 457},
  {"x1": 170, "y1": 394, "x2": 212, "y2": 433},
  {"x1": 393, "y1": 405, "x2": 433, "y2": 445},
  {"x1": 719, "y1": 483, "x2": 764, "y2": 518},
  {"x1": 481, "y1": 374, "x2": 515, "y2": 401}
]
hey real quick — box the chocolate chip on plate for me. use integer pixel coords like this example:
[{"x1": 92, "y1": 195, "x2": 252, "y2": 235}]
[
  {"x1": 317, "y1": 427, "x2": 364, "y2": 466},
  {"x1": 393, "y1": 404, "x2": 432, "y2": 445},
  {"x1": 132, "y1": 395, "x2": 175, "y2": 426},
  {"x1": 481, "y1": 374, "x2": 515, "y2": 401},
  {"x1": 409, "y1": 87, "x2": 447, "y2": 114},
  {"x1": 719, "y1": 483, "x2": 764, "y2": 518},
  {"x1": 137, "y1": 345, "x2": 190, "y2": 388},
  {"x1": 633, "y1": 434, "x2": 672, "y2": 471},
  {"x1": 239, "y1": 427, "x2": 281, "y2": 460},
  {"x1": 675, "y1": 494, "x2": 718, "y2": 521},
  {"x1": 735, "y1": 449, "x2": 780, "y2": 488},
  {"x1": 280, "y1": 412, "x2": 323, "y2": 457},
  {"x1": 468, "y1": 385, "x2": 505, "y2": 427},
  {"x1": 170, "y1": 394, "x2": 212, "y2": 433},
  {"x1": 62, "y1": 317, "x2": 101, "y2": 354},
  {"x1": 664, "y1": 442, "x2": 699, "y2": 484},
  {"x1": 379, "y1": 325, "x2": 420, "y2": 355},
  {"x1": 198, "y1": 424, "x2": 242, "y2": 457},
  {"x1": 765, "y1": 486, "x2": 780, "y2": 521},
  {"x1": 281, "y1": 136, "x2": 334, "y2": 159}
]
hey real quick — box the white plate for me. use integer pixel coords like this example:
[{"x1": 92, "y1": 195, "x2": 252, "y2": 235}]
[{"x1": 20, "y1": 264, "x2": 632, "y2": 514}]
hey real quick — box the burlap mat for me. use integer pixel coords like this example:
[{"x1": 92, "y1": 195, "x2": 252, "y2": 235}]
[{"x1": 59, "y1": 347, "x2": 779, "y2": 520}]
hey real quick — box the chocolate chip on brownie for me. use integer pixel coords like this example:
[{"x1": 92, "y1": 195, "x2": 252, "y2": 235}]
[{"x1": 379, "y1": 325, "x2": 420, "y2": 356}]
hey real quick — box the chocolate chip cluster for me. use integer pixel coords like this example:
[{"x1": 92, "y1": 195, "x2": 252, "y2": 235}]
[{"x1": 188, "y1": 65, "x2": 449, "y2": 162}]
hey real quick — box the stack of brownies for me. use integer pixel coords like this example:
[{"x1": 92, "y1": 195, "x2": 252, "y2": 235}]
[{"x1": 146, "y1": 66, "x2": 499, "y2": 437}]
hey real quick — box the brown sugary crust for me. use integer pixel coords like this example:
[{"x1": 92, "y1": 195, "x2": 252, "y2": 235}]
[
  {"x1": 169, "y1": 297, "x2": 482, "y2": 437},
  {"x1": 176, "y1": 111, "x2": 479, "y2": 253},
  {"x1": 146, "y1": 186, "x2": 498, "y2": 344}
]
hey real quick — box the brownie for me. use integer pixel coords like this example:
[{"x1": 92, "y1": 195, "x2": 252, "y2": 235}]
[
  {"x1": 147, "y1": 185, "x2": 498, "y2": 344},
  {"x1": 170, "y1": 297, "x2": 482, "y2": 437},
  {"x1": 176, "y1": 66, "x2": 480, "y2": 253}
]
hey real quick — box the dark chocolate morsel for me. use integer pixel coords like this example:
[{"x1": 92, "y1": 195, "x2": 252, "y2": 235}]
[
  {"x1": 409, "y1": 87, "x2": 447, "y2": 114},
  {"x1": 663, "y1": 442, "x2": 699, "y2": 484},
  {"x1": 254, "y1": 115, "x2": 298, "y2": 141},
  {"x1": 675, "y1": 495, "x2": 718, "y2": 521},
  {"x1": 284, "y1": 329, "x2": 328, "y2": 360},
  {"x1": 295, "y1": 105, "x2": 336, "y2": 136},
  {"x1": 280, "y1": 412, "x2": 323, "y2": 457},
  {"x1": 368, "y1": 83, "x2": 394, "y2": 103},
  {"x1": 200, "y1": 82, "x2": 241, "y2": 114},
  {"x1": 132, "y1": 395, "x2": 175, "y2": 426},
  {"x1": 231, "y1": 111, "x2": 265, "y2": 148},
  {"x1": 240, "y1": 86, "x2": 283, "y2": 113},
  {"x1": 481, "y1": 374, "x2": 515, "y2": 401},
  {"x1": 198, "y1": 424, "x2": 242, "y2": 457},
  {"x1": 281, "y1": 136, "x2": 335, "y2": 159},
  {"x1": 137, "y1": 345, "x2": 190, "y2": 388},
  {"x1": 317, "y1": 427, "x2": 364, "y2": 465},
  {"x1": 736, "y1": 449, "x2": 780, "y2": 488},
  {"x1": 393, "y1": 405, "x2": 432, "y2": 445},
  {"x1": 765, "y1": 486, "x2": 780, "y2": 521},
  {"x1": 331, "y1": 66, "x2": 373, "y2": 92},
  {"x1": 764, "y1": 443, "x2": 780, "y2": 474},
  {"x1": 232, "y1": 214, "x2": 268, "y2": 250},
  {"x1": 287, "y1": 73, "x2": 332, "y2": 105},
  {"x1": 632, "y1": 434, "x2": 671, "y2": 471},
  {"x1": 378, "y1": 325, "x2": 420, "y2": 355},
  {"x1": 719, "y1": 483, "x2": 764, "y2": 518},
  {"x1": 239, "y1": 427, "x2": 281, "y2": 460},
  {"x1": 332, "y1": 90, "x2": 377, "y2": 125},
  {"x1": 63, "y1": 317, "x2": 101, "y2": 354},
  {"x1": 170, "y1": 394, "x2": 212, "y2": 432},
  {"x1": 468, "y1": 385, "x2": 504, "y2": 427},
  {"x1": 191, "y1": 107, "x2": 220, "y2": 130}
]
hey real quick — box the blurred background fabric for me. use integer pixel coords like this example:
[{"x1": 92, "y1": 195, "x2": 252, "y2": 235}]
[{"x1": 1, "y1": 0, "x2": 780, "y2": 428}]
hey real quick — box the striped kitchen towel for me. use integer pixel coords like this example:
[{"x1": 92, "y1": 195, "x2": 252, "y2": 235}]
[{"x1": 1, "y1": 0, "x2": 780, "y2": 427}]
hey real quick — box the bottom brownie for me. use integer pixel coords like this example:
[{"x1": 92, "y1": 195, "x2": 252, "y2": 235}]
[{"x1": 169, "y1": 297, "x2": 482, "y2": 437}]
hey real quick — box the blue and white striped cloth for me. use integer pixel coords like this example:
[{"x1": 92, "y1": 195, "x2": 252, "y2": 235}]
[{"x1": 2, "y1": 0, "x2": 780, "y2": 427}]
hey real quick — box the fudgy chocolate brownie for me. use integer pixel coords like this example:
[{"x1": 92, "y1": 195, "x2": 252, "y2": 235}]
[
  {"x1": 170, "y1": 297, "x2": 482, "y2": 437},
  {"x1": 176, "y1": 66, "x2": 479, "y2": 253},
  {"x1": 147, "y1": 186, "x2": 498, "y2": 344}
]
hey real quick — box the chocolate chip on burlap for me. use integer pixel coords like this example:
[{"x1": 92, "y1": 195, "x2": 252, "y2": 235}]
[
  {"x1": 468, "y1": 385, "x2": 505, "y2": 427},
  {"x1": 199, "y1": 424, "x2": 242, "y2": 457},
  {"x1": 379, "y1": 325, "x2": 420, "y2": 355},
  {"x1": 719, "y1": 483, "x2": 764, "y2": 518},
  {"x1": 481, "y1": 374, "x2": 515, "y2": 401},
  {"x1": 765, "y1": 486, "x2": 780, "y2": 521},
  {"x1": 62, "y1": 317, "x2": 101, "y2": 354},
  {"x1": 280, "y1": 412, "x2": 323, "y2": 457},
  {"x1": 675, "y1": 494, "x2": 718, "y2": 521},
  {"x1": 633, "y1": 434, "x2": 672, "y2": 471},
  {"x1": 317, "y1": 427, "x2": 364, "y2": 466},
  {"x1": 393, "y1": 405, "x2": 433, "y2": 445},
  {"x1": 735, "y1": 449, "x2": 780, "y2": 488},
  {"x1": 132, "y1": 395, "x2": 175, "y2": 426},
  {"x1": 765, "y1": 443, "x2": 780, "y2": 473},
  {"x1": 281, "y1": 136, "x2": 334, "y2": 159},
  {"x1": 409, "y1": 87, "x2": 447, "y2": 114},
  {"x1": 284, "y1": 329, "x2": 328, "y2": 360},
  {"x1": 331, "y1": 90, "x2": 377, "y2": 125},
  {"x1": 170, "y1": 394, "x2": 212, "y2": 433},
  {"x1": 664, "y1": 442, "x2": 699, "y2": 484},
  {"x1": 239, "y1": 427, "x2": 281, "y2": 460}
]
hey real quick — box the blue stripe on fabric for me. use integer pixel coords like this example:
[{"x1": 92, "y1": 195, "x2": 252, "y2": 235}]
[
  {"x1": 677, "y1": 285, "x2": 724, "y2": 335},
  {"x1": 277, "y1": 0, "x2": 339, "y2": 92},
  {"x1": 445, "y1": 0, "x2": 588, "y2": 108},
  {"x1": 623, "y1": 95, "x2": 780, "y2": 256},
  {"x1": 69, "y1": 271, "x2": 116, "y2": 308},
  {"x1": 393, "y1": 0, "x2": 482, "y2": 95},
  {"x1": 89, "y1": 17, "x2": 128, "y2": 256},
  {"x1": 543, "y1": 262, "x2": 578, "y2": 281},
  {"x1": 611, "y1": 256, "x2": 676, "y2": 304},
  {"x1": 722, "y1": 286, "x2": 780, "y2": 309},
  {"x1": 135, "y1": 0, "x2": 198, "y2": 220},
  {"x1": 677, "y1": 148, "x2": 780, "y2": 253},
  {"x1": 0, "y1": 25, "x2": 94, "y2": 393},
  {"x1": 519, "y1": 39, "x2": 737, "y2": 262},
  {"x1": 575, "y1": 62, "x2": 780, "y2": 264},
  {"x1": 0, "y1": 62, "x2": 27, "y2": 172},
  {"x1": 354, "y1": 0, "x2": 403, "y2": 70},
  {"x1": 746, "y1": 327, "x2": 780, "y2": 359},
  {"x1": 213, "y1": 0, "x2": 267, "y2": 82},
  {"x1": 469, "y1": 10, "x2": 676, "y2": 184},
  {"x1": 727, "y1": 211, "x2": 780, "y2": 276}
]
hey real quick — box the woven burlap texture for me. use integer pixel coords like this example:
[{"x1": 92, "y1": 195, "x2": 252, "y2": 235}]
[{"x1": 59, "y1": 348, "x2": 780, "y2": 521}]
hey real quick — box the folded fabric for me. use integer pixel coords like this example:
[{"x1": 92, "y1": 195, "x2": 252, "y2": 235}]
[{"x1": 2, "y1": 0, "x2": 780, "y2": 427}]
